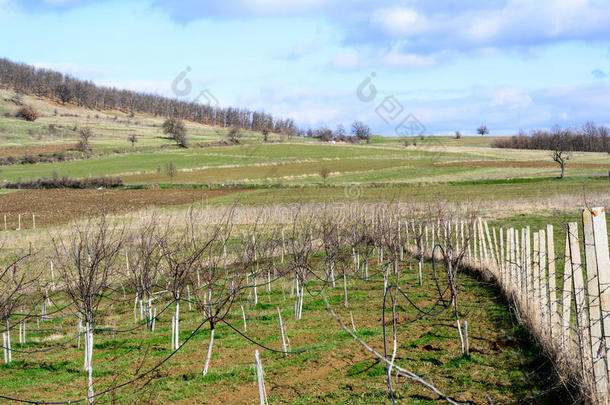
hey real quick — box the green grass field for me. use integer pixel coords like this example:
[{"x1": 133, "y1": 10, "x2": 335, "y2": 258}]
[
  {"x1": 0, "y1": 254, "x2": 564, "y2": 404},
  {"x1": 2, "y1": 89, "x2": 607, "y2": 189}
]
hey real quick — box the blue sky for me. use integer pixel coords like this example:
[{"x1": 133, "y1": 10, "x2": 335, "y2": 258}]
[{"x1": 1, "y1": 0, "x2": 610, "y2": 135}]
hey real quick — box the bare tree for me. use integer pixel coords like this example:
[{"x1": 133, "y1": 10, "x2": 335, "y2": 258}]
[
  {"x1": 351, "y1": 121, "x2": 371, "y2": 143},
  {"x1": 319, "y1": 167, "x2": 331, "y2": 185},
  {"x1": 493, "y1": 123, "x2": 609, "y2": 153},
  {"x1": 551, "y1": 129, "x2": 572, "y2": 179},
  {"x1": 128, "y1": 133, "x2": 138, "y2": 148},
  {"x1": 0, "y1": 246, "x2": 36, "y2": 363},
  {"x1": 165, "y1": 161, "x2": 177, "y2": 184},
  {"x1": 407, "y1": 210, "x2": 427, "y2": 285},
  {"x1": 77, "y1": 128, "x2": 93, "y2": 152},
  {"x1": 476, "y1": 125, "x2": 489, "y2": 136},
  {"x1": 51, "y1": 215, "x2": 125, "y2": 402},
  {"x1": 314, "y1": 126, "x2": 333, "y2": 142},
  {"x1": 427, "y1": 201, "x2": 477, "y2": 355},
  {"x1": 126, "y1": 214, "x2": 164, "y2": 330},
  {"x1": 334, "y1": 124, "x2": 346, "y2": 137},
  {"x1": 191, "y1": 210, "x2": 241, "y2": 376},
  {"x1": 158, "y1": 210, "x2": 225, "y2": 355}
]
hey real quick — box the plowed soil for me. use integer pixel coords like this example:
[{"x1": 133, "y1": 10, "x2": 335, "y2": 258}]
[{"x1": 0, "y1": 188, "x2": 243, "y2": 229}]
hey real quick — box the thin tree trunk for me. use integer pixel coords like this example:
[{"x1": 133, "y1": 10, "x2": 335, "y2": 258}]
[
  {"x1": 174, "y1": 302, "x2": 180, "y2": 349},
  {"x1": 278, "y1": 307, "x2": 287, "y2": 355},
  {"x1": 203, "y1": 326, "x2": 215, "y2": 376},
  {"x1": 343, "y1": 273, "x2": 348, "y2": 308},
  {"x1": 241, "y1": 304, "x2": 247, "y2": 332}
]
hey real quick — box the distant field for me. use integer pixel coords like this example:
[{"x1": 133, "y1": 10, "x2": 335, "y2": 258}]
[
  {"x1": 0, "y1": 141, "x2": 607, "y2": 185},
  {"x1": 1, "y1": 177, "x2": 607, "y2": 230},
  {"x1": 0, "y1": 87, "x2": 608, "y2": 228}
]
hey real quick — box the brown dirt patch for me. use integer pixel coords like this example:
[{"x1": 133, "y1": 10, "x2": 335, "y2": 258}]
[
  {"x1": 0, "y1": 144, "x2": 74, "y2": 157},
  {"x1": 0, "y1": 187, "x2": 243, "y2": 229}
]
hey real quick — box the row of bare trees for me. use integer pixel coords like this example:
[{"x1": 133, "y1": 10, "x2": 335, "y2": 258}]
[
  {"x1": 0, "y1": 58, "x2": 297, "y2": 135},
  {"x1": 492, "y1": 123, "x2": 610, "y2": 153},
  {"x1": 0, "y1": 202, "x2": 480, "y2": 403}
]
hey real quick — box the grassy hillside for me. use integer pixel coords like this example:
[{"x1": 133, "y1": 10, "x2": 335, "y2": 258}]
[{"x1": 0, "y1": 88, "x2": 290, "y2": 151}]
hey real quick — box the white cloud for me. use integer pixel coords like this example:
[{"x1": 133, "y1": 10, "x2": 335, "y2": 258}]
[
  {"x1": 332, "y1": 52, "x2": 360, "y2": 69},
  {"x1": 243, "y1": 0, "x2": 326, "y2": 15},
  {"x1": 490, "y1": 88, "x2": 533, "y2": 110},
  {"x1": 371, "y1": 7, "x2": 422, "y2": 36},
  {"x1": 381, "y1": 44, "x2": 436, "y2": 67},
  {"x1": 332, "y1": 45, "x2": 437, "y2": 69},
  {"x1": 14, "y1": 1, "x2": 610, "y2": 54}
]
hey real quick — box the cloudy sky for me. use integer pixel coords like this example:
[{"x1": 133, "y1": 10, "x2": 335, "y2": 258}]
[{"x1": 2, "y1": 0, "x2": 610, "y2": 135}]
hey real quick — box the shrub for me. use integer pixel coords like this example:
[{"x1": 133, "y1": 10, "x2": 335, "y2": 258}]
[
  {"x1": 319, "y1": 167, "x2": 331, "y2": 185},
  {"x1": 314, "y1": 126, "x2": 333, "y2": 142},
  {"x1": 162, "y1": 118, "x2": 188, "y2": 148},
  {"x1": 76, "y1": 128, "x2": 93, "y2": 152},
  {"x1": 128, "y1": 133, "x2": 138, "y2": 148},
  {"x1": 227, "y1": 127, "x2": 242, "y2": 144},
  {"x1": 1, "y1": 176, "x2": 123, "y2": 190},
  {"x1": 16, "y1": 105, "x2": 40, "y2": 121}
]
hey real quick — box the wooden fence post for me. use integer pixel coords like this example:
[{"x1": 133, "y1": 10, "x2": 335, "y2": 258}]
[
  {"x1": 523, "y1": 226, "x2": 534, "y2": 317},
  {"x1": 522, "y1": 228, "x2": 529, "y2": 312},
  {"x1": 539, "y1": 230, "x2": 549, "y2": 341},
  {"x1": 533, "y1": 232, "x2": 540, "y2": 331},
  {"x1": 561, "y1": 230, "x2": 573, "y2": 354},
  {"x1": 584, "y1": 207, "x2": 610, "y2": 398},
  {"x1": 467, "y1": 223, "x2": 472, "y2": 261},
  {"x1": 492, "y1": 227, "x2": 500, "y2": 272},
  {"x1": 590, "y1": 207, "x2": 610, "y2": 384},
  {"x1": 568, "y1": 222, "x2": 594, "y2": 389},
  {"x1": 505, "y1": 228, "x2": 511, "y2": 290},
  {"x1": 515, "y1": 230, "x2": 521, "y2": 302},
  {"x1": 546, "y1": 225, "x2": 559, "y2": 343},
  {"x1": 500, "y1": 228, "x2": 505, "y2": 286}
]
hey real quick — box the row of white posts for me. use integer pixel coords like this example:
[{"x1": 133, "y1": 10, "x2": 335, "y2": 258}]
[
  {"x1": 402, "y1": 207, "x2": 610, "y2": 403},
  {"x1": 2, "y1": 214, "x2": 36, "y2": 231}
]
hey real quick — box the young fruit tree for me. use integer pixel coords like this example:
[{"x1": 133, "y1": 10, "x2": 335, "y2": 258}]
[
  {"x1": 0, "y1": 247, "x2": 36, "y2": 364},
  {"x1": 125, "y1": 214, "x2": 164, "y2": 331},
  {"x1": 427, "y1": 201, "x2": 477, "y2": 355},
  {"x1": 51, "y1": 215, "x2": 126, "y2": 403}
]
